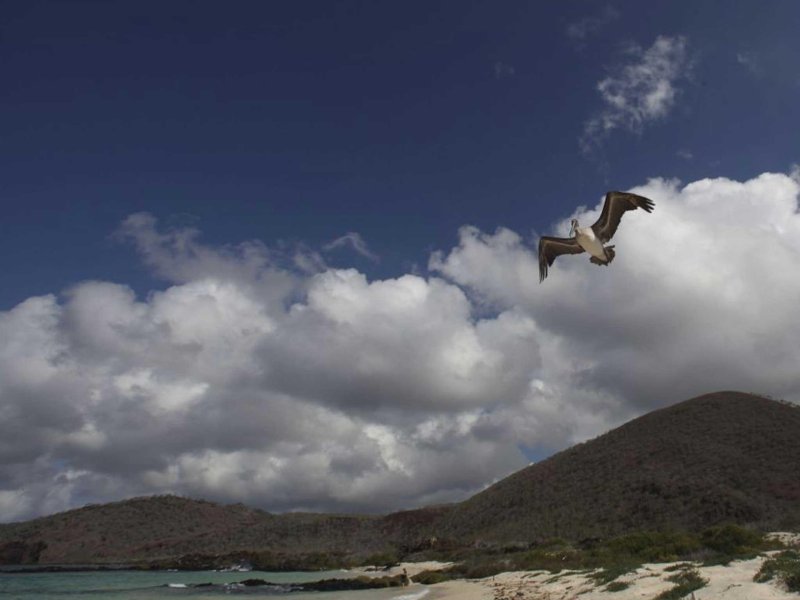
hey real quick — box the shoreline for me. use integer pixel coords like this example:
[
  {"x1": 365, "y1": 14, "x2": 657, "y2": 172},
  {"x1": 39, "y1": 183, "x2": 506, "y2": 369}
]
[{"x1": 3, "y1": 547, "x2": 798, "y2": 599}]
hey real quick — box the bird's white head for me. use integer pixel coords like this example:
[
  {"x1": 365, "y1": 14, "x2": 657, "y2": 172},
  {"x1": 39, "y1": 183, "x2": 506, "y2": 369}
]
[{"x1": 569, "y1": 218, "x2": 579, "y2": 237}]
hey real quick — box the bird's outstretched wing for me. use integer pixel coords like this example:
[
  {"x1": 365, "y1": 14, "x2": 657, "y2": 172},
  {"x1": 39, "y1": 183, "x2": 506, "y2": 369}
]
[
  {"x1": 538, "y1": 236, "x2": 584, "y2": 282},
  {"x1": 591, "y1": 191, "x2": 655, "y2": 244}
]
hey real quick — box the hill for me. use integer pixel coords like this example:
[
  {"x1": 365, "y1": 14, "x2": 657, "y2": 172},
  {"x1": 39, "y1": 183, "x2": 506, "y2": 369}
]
[
  {"x1": 0, "y1": 495, "x2": 395, "y2": 565},
  {"x1": 440, "y1": 391, "x2": 800, "y2": 542},
  {"x1": 1, "y1": 391, "x2": 799, "y2": 565}
]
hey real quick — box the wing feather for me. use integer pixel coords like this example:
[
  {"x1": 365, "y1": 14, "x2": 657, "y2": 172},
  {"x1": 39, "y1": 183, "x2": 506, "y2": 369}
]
[
  {"x1": 591, "y1": 191, "x2": 655, "y2": 243},
  {"x1": 538, "y1": 236, "x2": 584, "y2": 282}
]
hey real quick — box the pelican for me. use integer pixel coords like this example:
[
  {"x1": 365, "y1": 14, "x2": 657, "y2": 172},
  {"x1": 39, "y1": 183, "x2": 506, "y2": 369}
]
[{"x1": 538, "y1": 191, "x2": 655, "y2": 282}]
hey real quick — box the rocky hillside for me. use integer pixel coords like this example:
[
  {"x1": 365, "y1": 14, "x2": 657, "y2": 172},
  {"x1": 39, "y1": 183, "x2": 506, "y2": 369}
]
[{"x1": 2, "y1": 391, "x2": 799, "y2": 565}]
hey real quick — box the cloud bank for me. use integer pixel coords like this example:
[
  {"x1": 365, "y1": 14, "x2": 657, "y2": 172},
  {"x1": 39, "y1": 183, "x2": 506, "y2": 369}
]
[{"x1": 2, "y1": 171, "x2": 800, "y2": 521}]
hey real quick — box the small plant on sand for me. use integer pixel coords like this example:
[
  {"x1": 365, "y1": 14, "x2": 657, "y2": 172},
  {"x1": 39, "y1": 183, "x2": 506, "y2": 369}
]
[
  {"x1": 654, "y1": 568, "x2": 707, "y2": 600},
  {"x1": 754, "y1": 549, "x2": 800, "y2": 592},
  {"x1": 589, "y1": 563, "x2": 638, "y2": 585},
  {"x1": 605, "y1": 580, "x2": 630, "y2": 592}
]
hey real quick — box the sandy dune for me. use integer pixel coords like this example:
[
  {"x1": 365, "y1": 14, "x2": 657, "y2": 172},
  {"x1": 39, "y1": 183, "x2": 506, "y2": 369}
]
[
  {"x1": 428, "y1": 547, "x2": 799, "y2": 599},
  {"x1": 464, "y1": 556, "x2": 797, "y2": 600}
]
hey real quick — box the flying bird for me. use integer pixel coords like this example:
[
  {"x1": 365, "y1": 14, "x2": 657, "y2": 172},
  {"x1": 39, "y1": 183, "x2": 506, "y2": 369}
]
[{"x1": 538, "y1": 191, "x2": 655, "y2": 282}]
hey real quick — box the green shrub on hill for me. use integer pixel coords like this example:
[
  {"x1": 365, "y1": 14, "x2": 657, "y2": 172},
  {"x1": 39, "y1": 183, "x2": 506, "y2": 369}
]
[
  {"x1": 361, "y1": 551, "x2": 400, "y2": 569},
  {"x1": 600, "y1": 530, "x2": 701, "y2": 563},
  {"x1": 702, "y1": 524, "x2": 764, "y2": 555}
]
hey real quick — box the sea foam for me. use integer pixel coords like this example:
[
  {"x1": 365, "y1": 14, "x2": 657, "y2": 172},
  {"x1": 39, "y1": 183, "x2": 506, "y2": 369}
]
[{"x1": 391, "y1": 589, "x2": 430, "y2": 600}]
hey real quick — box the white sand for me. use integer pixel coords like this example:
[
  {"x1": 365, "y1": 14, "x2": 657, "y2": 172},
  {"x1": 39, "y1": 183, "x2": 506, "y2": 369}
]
[
  {"x1": 429, "y1": 579, "x2": 492, "y2": 599},
  {"x1": 424, "y1": 552, "x2": 797, "y2": 599}
]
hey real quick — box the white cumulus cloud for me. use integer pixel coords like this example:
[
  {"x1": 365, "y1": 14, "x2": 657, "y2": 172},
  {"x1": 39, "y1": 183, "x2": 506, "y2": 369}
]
[
  {"x1": 2, "y1": 170, "x2": 800, "y2": 522},
  {"x1": 0, "y1": 217, "x2": 536, "y2": 520}
]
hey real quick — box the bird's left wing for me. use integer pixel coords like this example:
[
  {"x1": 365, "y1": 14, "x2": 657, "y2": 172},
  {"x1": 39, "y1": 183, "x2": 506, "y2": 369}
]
[
  {"x1": 538, "y1": 236, "x2": 584, "y2": 282},
  {"x1": 591, "y1": 191, "x2": 655, "y2": 244}
]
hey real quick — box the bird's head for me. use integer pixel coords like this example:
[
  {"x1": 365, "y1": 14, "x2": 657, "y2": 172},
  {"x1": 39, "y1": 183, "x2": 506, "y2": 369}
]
[{"x1": 569, "y1": 218, "x2": 579, "y2": 236}]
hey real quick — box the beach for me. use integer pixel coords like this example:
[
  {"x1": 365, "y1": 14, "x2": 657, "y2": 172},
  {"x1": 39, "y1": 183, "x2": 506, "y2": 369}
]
[
  {"x1": 418, "y1": 552, "x2": 799, "y2": 600},
  {"x1": 355, "y1": 534, "x2": 800, "y2": 600},
  {"x1": 2, "y1": 534, "x2": 797, "y2": 600},
  {"x1": 1, "y1": 551, "x2": 797, "y2": 600}
]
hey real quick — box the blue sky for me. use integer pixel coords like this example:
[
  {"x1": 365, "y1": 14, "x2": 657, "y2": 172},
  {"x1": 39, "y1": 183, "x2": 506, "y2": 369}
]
[
  {"x1": 4, "y1": 1, "x2": 798, "y2": 308},
  {"x1": 1, "y1": 2, "x2": 800, "y2": 520}
]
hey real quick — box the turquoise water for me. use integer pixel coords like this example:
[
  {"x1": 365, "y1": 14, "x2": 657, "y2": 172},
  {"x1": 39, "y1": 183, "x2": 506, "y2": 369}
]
[{"x1": 0, "y1": 570, "x2": 432, "y2": 600}]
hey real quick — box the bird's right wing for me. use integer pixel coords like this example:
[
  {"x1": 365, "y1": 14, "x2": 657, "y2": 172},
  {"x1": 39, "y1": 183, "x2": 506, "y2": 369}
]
[
  {"x1": 538, "y1": 236, "x2": 584, "y2": 282},
  {"x1": 592, "y1": 191, "x2": 655, "y2": 243}
]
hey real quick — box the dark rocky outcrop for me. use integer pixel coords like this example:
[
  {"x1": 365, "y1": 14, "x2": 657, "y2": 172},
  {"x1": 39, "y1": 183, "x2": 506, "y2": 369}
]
[{"x1": 298, "y1": 574, "x2": 408, "y2": 591}]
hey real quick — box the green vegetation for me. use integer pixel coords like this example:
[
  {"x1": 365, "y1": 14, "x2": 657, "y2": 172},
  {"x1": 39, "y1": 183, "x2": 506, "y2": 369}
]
[
  {"x1": 654, "y1": 568, "x2": 707, "y2": 599},
  {"x1": 603, "y1": 530, "x2": 701, "y2": 562},
  {"x1": 699, "y1": 523, "x2": 768, "y2": 564},
  {"x1": 589, "y1": 563, "x2": 638, "y2": 585},
  {"x1": 754, "y1": 550, "x2": 800, "y2": 592},
  {"x1": 246, "y1": 550, "x2": 354, "y2": 571},
  {"x1": 361, "y1": 550, "x2": 400, "y2": 569}
]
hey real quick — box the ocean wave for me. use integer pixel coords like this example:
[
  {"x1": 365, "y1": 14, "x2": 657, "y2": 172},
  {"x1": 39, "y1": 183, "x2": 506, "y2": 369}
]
[{"x1": 162, "y1": 581, "x2": 296, "y2": 594}]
